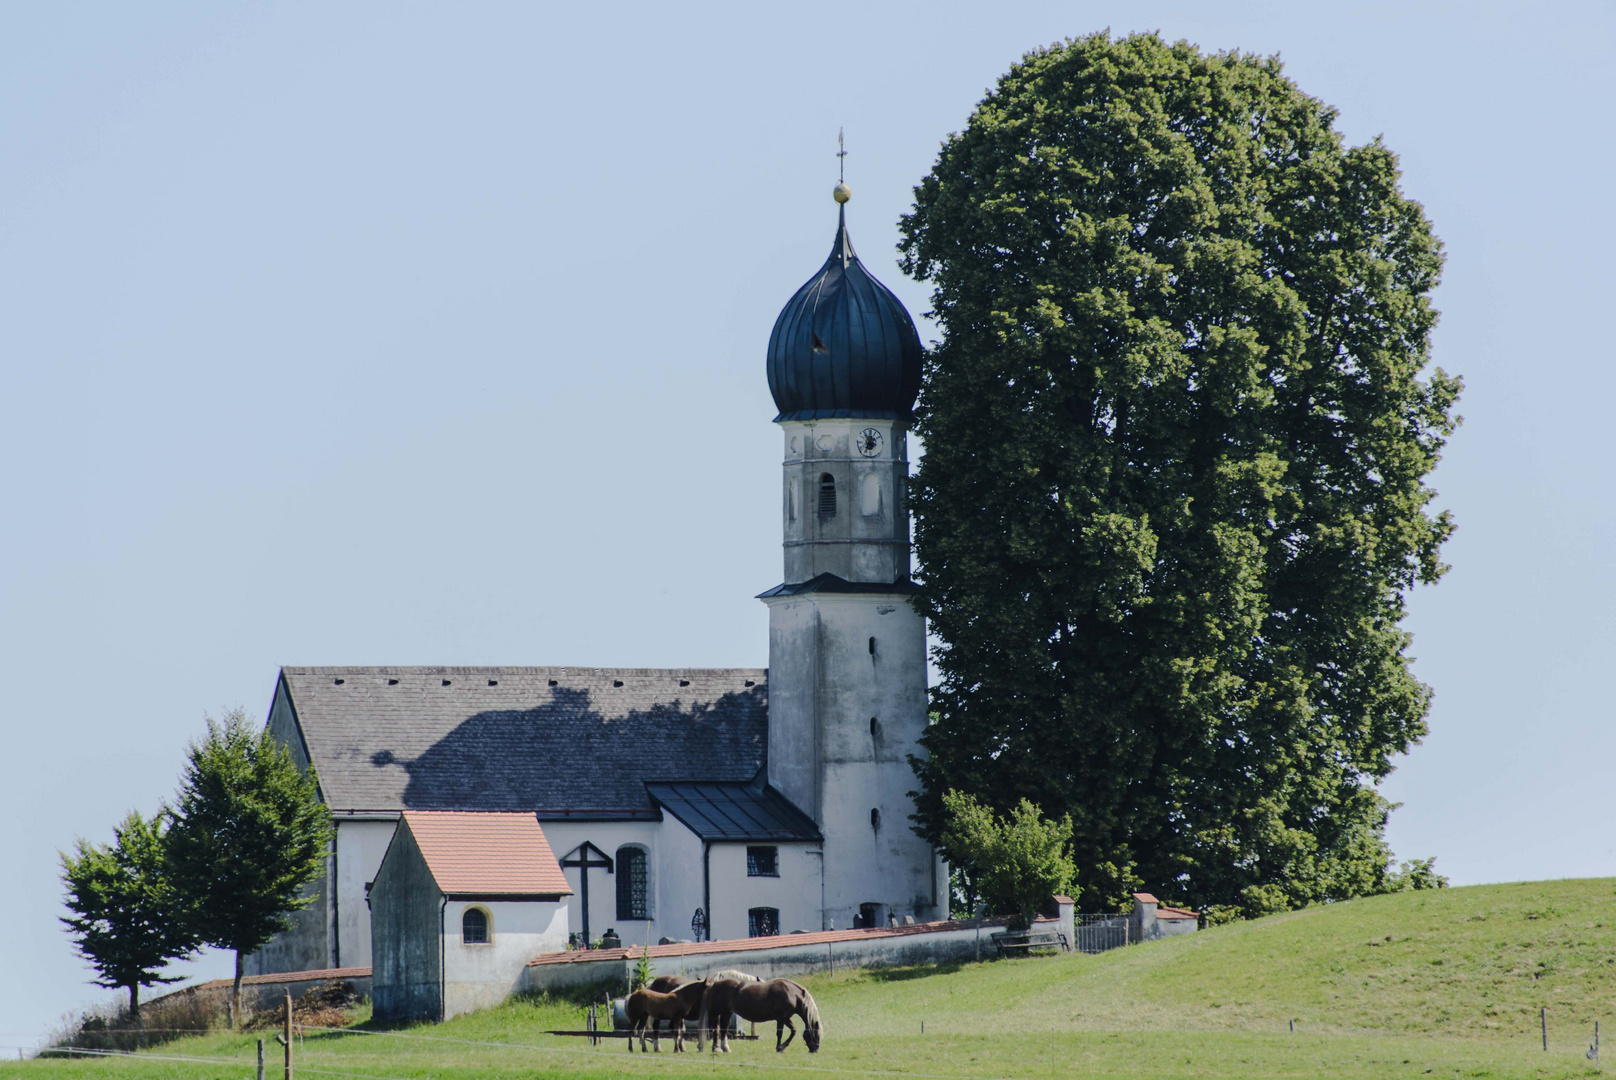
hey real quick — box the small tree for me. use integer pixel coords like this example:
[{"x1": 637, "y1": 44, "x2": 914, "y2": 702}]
[
  {"x1": 60, "y1": 809, "x2": 197, "y2": 1019},
  {"x1": 1384, "y1": 857, "x2": 1448, "y2": 892},
  {"x1": 940, "y1": 791, "x2": 1075, "y2": 929},
  {"x1": 166, "y1": 709, "x2": 332, "y2": 1027}
]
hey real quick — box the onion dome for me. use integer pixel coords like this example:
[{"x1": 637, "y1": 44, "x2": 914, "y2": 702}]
[{"x1": 766, "y1": 192, "x2": 923, "y2": 422}]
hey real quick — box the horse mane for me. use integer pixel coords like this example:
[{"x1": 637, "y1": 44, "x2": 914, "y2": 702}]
[{"x1": 786, "y1": 979, "x2": 822, "y2": 1032}]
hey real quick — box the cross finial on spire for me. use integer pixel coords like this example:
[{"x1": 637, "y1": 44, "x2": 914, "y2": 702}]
[{"x1": 833, "y1": 129, "x2": 851, "y2": 204}]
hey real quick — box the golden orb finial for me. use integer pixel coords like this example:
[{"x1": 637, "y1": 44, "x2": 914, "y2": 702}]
[{"x1": 833, "y1": 181, "x2": 852, "y2": 204}]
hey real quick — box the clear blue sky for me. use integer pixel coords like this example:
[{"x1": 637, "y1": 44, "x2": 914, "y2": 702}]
[{"x1": 2, "y1": 0, "x2": 1611, "y2": 1048}]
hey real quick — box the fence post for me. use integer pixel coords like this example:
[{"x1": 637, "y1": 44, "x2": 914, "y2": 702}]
[
  {"x1": 256, "y1": 1039, "x2": 264, "y2": 1080},
  {"x1": 285, "y1": 993, "x2": 294, "y2": 1080},
  {"x1": 1542, "y1": 1007, "x2": 1547, "y2": 1052}
]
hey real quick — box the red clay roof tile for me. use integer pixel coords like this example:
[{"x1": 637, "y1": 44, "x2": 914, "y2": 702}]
[
  {"x1": 402, "y1": 811, "x2": 572, "y2": 896},
  {"x1": 525, "y1": 915, "x2": 1056, "y2": 966}
]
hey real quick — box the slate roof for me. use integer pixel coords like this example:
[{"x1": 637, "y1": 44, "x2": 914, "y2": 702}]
[
  {"x1": 276, "y1": 666, "x2": 768, "y2": 815},
  {"x1": 401, "y1": 811, "x2": 572, "y2": 896},
  {"x1": 645, "y1": 781, "x2": 821, "y2": 841}
]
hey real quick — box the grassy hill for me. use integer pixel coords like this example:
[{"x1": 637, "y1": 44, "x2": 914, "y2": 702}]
[
  {"x1": 890, "y1": 876, "x2": 1616, "y2": 1039},
  {"x1": 9, "y1": 878, "x2": 1616, "y2": 1080}
]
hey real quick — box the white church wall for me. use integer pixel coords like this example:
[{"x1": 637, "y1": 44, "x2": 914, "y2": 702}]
[
  {"x1": 765, "y1": 599, "x2": 819, "y2": 820},
  {"x1": 655, "y1": 814, "x2": 705, "y2": 942},
  {"x1": 541, "y1": 821, "x2": 663, "y2": 944},
  {"x1": 705, "y1": 841, "x2": 822, "y2": 940},
  {"x1": 333, "y1": 817, "x2": 399, "y2": 969},
  {"x1": 765, "y1": 590, "x2": 943, "y2": 929},
  {"x1": 443, "y1": 899, "x2": 569, "y2": 1021}
]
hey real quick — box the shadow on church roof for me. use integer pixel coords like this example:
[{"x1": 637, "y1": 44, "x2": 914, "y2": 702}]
[{"x1": 278, "y1": 667, "x2": 767, "y2": 815}]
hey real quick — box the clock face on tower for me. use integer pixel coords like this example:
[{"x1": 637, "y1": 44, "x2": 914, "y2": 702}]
[{"x1": 856, "y1": 427, "x2": 884, "y2": 458}]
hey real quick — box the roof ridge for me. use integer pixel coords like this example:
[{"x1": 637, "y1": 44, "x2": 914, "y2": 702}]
[{"x1": 283, "y1": 665, "x2": 768, "y2": 675}]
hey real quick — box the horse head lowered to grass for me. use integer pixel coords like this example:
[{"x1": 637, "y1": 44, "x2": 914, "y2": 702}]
[{"x1": 698, "y1": 977, "x2": 821, "y2": 1053}]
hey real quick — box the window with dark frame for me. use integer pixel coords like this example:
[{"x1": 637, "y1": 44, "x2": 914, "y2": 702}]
[
  {"x1": 462, "y1": 907, "x2": 489, "y2": 944},
  {"x1": 746, "y1": 846, "x2": 779, "y2": 877},
  {"x1": 616, "y1": 845, "x2": 649, "y2": 920},
  {"x1": 748, "y1": 906, "x2": 779, "y2": 938}
]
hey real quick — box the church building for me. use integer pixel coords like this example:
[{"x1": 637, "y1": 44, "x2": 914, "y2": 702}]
[{"x1": 249, "y1": 184, "x2": 943, "y2": 976}]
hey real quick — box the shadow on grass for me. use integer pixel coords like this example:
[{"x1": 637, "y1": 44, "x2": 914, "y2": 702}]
[{"x1": 857, "y1": 961, "x2": 975, "y2": 983}]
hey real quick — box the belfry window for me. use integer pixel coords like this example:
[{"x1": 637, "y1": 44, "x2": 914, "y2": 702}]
[
  {"x1": 818, "y1": 473, "x2": 837, "y2": 517},
  {"x1": 616, "y1": 845, "x2": 649, "y2": 920},
  {"x1": 462, "y1": 907, "x2": 489, "y2": 944}
]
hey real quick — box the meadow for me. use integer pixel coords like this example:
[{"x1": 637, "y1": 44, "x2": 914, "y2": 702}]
[{"x1": 10, "y1": 878, "x2": 1616, "y2": 1080}]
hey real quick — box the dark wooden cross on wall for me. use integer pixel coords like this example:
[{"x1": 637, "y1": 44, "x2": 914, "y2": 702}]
[{"x1": 560, "y1": 841, "x2": 613, "y2": 946}]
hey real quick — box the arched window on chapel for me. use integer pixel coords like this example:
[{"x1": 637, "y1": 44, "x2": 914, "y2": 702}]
[
  {"x1": 462, "y1": 906, "x2": 489, "y2": 944},
  {"x1": 616, "y1": 845, "x2": 649, "y2": 920}
]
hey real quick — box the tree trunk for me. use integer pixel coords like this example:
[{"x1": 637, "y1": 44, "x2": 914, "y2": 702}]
[
  {"x1": 128, "y1": 983, "x2": 140, "y2": 1021},
  {"x1": 231, "y1": 950, "x2": 244, "y2": 1030}
]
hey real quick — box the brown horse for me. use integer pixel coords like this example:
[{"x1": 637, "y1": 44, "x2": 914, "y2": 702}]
[
  {"x1": 625, "y1": 980, "x2": 707, "y2": 1052},
  {"x1": 644, "y1": 977, "x2": 686, "y2": 1040},
  {"x1": 699, "y1": 977, "x2": 822, "y2": 1053}
]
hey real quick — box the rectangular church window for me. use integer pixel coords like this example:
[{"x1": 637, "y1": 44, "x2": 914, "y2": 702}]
[
  {"x1": 748, "y1": 906, "x2": 779, "y2": 938},
  {"x1": 746, "y1": 846, "x2": 778, "y2": 877}
]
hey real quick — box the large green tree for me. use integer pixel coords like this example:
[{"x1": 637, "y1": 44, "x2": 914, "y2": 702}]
[
  {"x1": 898, "y1": 32, "x2": 1460, "y2": 918},
  {"x1": 166, "y1": 709, "x2": 332, "y2": 1027},
  {"x1": 60, "y1": 809, "x2": 197, "y2": 1018}
]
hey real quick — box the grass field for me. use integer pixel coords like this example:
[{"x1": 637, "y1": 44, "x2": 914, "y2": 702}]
[{"x1": 10, "y1": 878, "x2": 1616, "y2": 1080}]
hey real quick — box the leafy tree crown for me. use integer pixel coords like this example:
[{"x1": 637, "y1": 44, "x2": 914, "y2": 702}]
[
  {"x1": 60, "y1": 809, "x2": 198, "y2": 1013},
  {"x1": 899, "y1": 32, "x2": 1459, "y2": 917},
  {"x1": 166, "y1": 708, "x2": 333, "y2": 956}
]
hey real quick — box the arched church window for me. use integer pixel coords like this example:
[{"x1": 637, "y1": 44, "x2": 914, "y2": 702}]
[
  {"x1": 818, "y1": 474, "x2": 837, "y2": 517},
  {"x1": 616, "y1": 845, "x2": 649, "y2": 920},
  {"x1": 748, "y1": 907, "x2": 779, "y2": 937},
  {"x1": 462, "y1": 907, "x2": 489, "y2": 944}
]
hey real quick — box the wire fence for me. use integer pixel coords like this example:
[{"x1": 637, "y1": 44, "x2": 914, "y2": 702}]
[{"x1": 8, "y1": 1023, "x2": 1053, "y2": 1080}]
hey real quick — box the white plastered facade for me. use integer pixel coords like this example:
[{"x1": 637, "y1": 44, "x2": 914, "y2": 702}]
[
  {"x1": 442, "y1": 899, "x2": 569, "y2": 1019},
  {"x1": 765, "y1": 418, "x2": 946, "y2": 929}
]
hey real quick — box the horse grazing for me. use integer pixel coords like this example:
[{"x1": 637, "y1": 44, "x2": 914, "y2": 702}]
[
  {"x1": 699, "y1": 977, "x2": 822, "y2": 1053},
  {"x1": 625, "y1": 980, "x2": 707, "y2": 1052}
]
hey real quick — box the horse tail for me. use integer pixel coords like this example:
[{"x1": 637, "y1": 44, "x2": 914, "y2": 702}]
[{"x1": 697, "y1": 981, "x2": 710, "y2": 1051}]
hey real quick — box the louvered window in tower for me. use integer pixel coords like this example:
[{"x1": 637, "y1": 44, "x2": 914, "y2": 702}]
[
  {"x1": 818, "y1": 473, "x2": 837, "y2": 517},
  {"x1": 616, "y1": 845, "x2": 648, "y2": 920}
]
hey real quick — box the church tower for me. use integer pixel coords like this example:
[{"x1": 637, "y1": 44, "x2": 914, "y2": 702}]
[{"x1": 759, "y1": 182, "x2": 943, "y2": 928}]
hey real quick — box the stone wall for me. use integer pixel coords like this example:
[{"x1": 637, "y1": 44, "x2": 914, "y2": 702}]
[{"x1": 520, "y1": 913, "x2": 1072, "y2": 997}]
